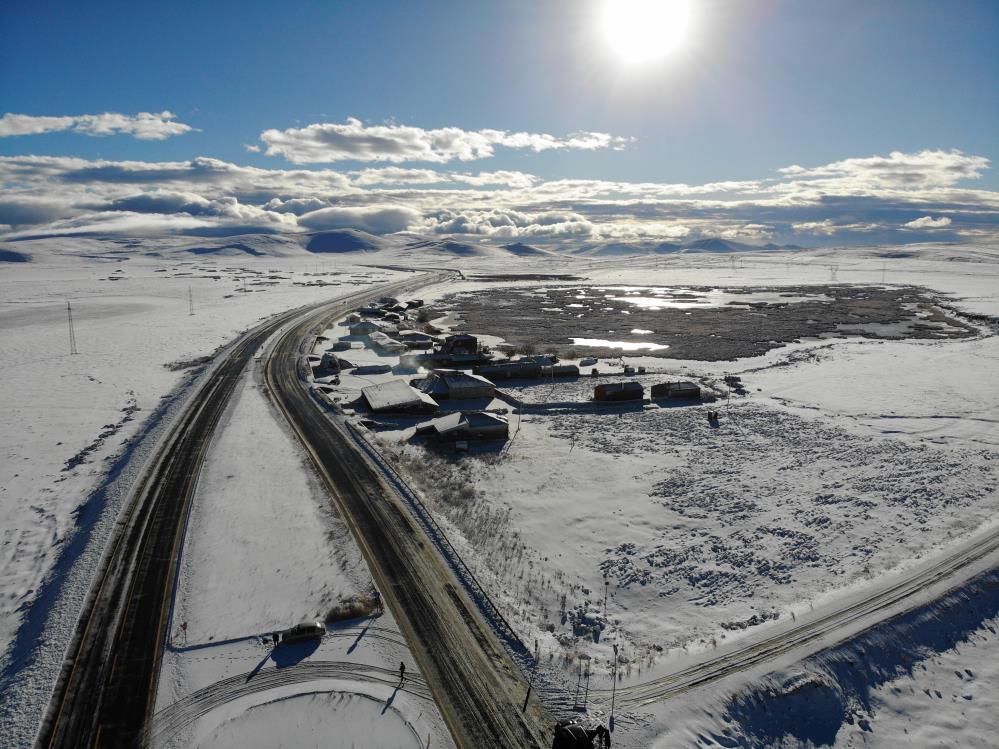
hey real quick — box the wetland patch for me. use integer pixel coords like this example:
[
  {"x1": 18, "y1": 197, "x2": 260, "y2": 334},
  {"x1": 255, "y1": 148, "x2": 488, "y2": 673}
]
[{"x1": 427, "y1": 284, "x2": 979, "y2": 361}]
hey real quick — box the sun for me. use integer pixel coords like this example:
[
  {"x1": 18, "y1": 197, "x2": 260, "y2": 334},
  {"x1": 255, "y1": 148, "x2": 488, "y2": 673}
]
[{"x1": 600, "y1": 0, "x2": 694, "y2": 65}]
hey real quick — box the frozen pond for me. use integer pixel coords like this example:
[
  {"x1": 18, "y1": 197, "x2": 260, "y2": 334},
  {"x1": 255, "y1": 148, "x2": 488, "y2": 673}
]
[
  {"x1": 570, "y1": 337, "x2": 669, "y2": 351},
  {"x1": 603, "y1": 286, "x2": 829, "y2": 310}
]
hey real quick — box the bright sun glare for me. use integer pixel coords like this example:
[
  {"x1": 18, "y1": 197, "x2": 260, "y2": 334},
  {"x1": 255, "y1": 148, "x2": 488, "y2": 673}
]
[{"x1": 601, "y1": 0, "x2": 693, "y2": 65}]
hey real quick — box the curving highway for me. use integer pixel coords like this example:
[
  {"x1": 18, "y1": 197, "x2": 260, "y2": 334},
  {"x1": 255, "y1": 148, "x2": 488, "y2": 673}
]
[
  {"x1": 263, "y1": 279, "x2": 551, "y2": 749},
  {"x1": 36, "y1": 274, "x2": 441, "y2": 749}
]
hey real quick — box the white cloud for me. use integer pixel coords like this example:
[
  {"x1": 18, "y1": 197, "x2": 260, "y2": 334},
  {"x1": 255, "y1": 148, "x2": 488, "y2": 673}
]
[
  {"x1": 348, "y1": 168, "x2": 540, "y2": 189},
  {"x1": 258, "y1": 117, "x2": 632, "y2": 164},
  {"x1": 721, "y1": 223, "x2": 775, "y2": 241},
  {"x1": 903, "y1": 215, "x2": 953, "y2": 229},
  {"x1": 791, "y1": 219, "x2": 838, "y2": 235},
  {"x1": 297, "y1": 205, "x2": 421, "y2": 234},
  {"x1": 0, "y1": 111, "x2": 196, "y2": 140},
  {"x1": 777, "y1": 149, "x2": 988, "y2": 189}
]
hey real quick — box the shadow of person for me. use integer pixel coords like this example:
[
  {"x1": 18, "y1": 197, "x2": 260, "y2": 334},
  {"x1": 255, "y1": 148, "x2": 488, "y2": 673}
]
[
  {"x1": 347, "y1": 622, "x2": 371, "y2": 655},
  {"x1": 245, "y1": 651, "x2": 271, "y2": 683},
  {"x1": 381, "y1": 684, "x2": 400, "y2": 715},
  {"x1": 270, "y1": 637, "x2": 321, "y2": 668}
]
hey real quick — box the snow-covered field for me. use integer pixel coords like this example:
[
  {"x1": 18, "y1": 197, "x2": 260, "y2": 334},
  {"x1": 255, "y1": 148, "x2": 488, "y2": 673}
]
[
  {"x1": 3, "y1": 234, "x2": 999, "y2": 748},
  {"x1": 0, "y1": 238, "x2": 410, "y2": 745},
  {"x1": 360, "y1": 244, "x2": 999, "y2": 747},
  {"x1": 156, "y1": 355, "x2": 453, "y2": 748}
]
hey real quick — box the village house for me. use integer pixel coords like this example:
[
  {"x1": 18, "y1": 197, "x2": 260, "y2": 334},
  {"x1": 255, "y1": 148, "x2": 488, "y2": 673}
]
[
  {"x1": 415, "y1": 369, "x2": 495, "y2": 400},
  {"x1": 414, "y1": 411, "x2": 509, "y2": 441},
  {"x1": 361, "y1": 380, "x2": 439, "y2": 414}
]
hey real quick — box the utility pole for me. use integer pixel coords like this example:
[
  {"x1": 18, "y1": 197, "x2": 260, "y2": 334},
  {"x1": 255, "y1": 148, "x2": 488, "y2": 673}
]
[
  {"x1": 522, "y1": 637, "x2": 538, "y2": 713},
  {"x1": 67, "y1": 301, "x2": 79, "y2": 355},
  {"x1": 188, "y1": 286, "x2": 194, "y2": 316},
  {"x1": 573, "y1": 663, "x2": 583, "y2": 710},
  {"x1": 610, "y1": 643, "x2": 619, "y2": 732}
]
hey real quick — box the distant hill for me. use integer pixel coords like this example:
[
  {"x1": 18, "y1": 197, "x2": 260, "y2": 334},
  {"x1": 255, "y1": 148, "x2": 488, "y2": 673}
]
[
  {"x1": 401, "y1": 238, "x2": 502, "y2": 257},
  {"x1": 501, "y1": 242, "x2": 551, "y2": 256},
  {"x1": 0, "y1": 248, "x2": 30, "y2": 262},
  {"x1": 185, "y1": 242, "x2": 266, "y2": 257},
  {"x1": 305, "y1": 229, "x2": 387, "y2": 253},
  {"x1": 571, "y1": 237, "x2": 801, "y2": 256}
]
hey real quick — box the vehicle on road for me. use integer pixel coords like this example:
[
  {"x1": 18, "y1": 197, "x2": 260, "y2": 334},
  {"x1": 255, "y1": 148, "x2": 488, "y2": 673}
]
[{"x1": 280, "y1": 620, "x2": 325, "y2": 645}]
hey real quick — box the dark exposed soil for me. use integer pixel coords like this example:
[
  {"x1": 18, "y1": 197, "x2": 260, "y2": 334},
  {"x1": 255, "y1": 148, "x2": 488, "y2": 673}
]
[{"x1": 427, "y1": 284, "x2": 980, "y2": 361}]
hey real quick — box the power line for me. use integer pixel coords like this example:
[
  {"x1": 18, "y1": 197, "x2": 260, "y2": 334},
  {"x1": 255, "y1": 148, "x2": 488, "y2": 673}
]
[{"x1": 67, "y1": 301, "x2": 79, "y2": 355}]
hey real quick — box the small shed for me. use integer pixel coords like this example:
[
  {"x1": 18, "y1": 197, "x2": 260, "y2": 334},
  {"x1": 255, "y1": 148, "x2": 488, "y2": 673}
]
[
  {"x1": 541, "y1": 364, "x2": 580, "y2": 378},
  {"x1": 397, "y1": 330, "x2": 435, "y2": 343},
  {"x1": 475, "y1": 361, "x2": 543, "y2": 380},
  {"x1": 329, "y1": 339, "x2": 364, "y2": 351},
  {"x1": 361, "y1": 380, "x2": 439, "y2": 414},
  {"x1": 416, "y1": 370, "x2": 494, "y2": 400},
  {"x1": 349, "y1": 320, "x2": 383, "y2": 336},
  {"x1": 594, "y1": 381, "x2": 644, "y2": 402},
  {"x1": 415, "y1": 411, "x2": 509, "y2": 441},
  {"x1": 651, "y1": 381, "x2": 701, "y2": 400},
  {"x1": 320, "y1": 352, "x2": 355, "y2": 371},
  {"x1": 439, "y1": 334, "x2": 479, "y2": 356},
  {"x1": 369, "y1": 331, "x2": 408, "y2": 353}
]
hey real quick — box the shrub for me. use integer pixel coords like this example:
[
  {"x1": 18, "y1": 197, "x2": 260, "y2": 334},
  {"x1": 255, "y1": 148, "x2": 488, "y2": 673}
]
[{"x1": 325, "y1": 592, "x2": 384, "y2": 623}]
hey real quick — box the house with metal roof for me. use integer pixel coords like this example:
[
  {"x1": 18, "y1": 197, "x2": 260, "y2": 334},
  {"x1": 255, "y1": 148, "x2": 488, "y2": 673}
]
[
  {"x1": 414, "y1": 411, "x2": 509, "y2": 440},
  {"x1": 361, "y1": 380, "x2": 439, "y2": 414},
  {"x1": 415, "y1": 370, "x2": 495, "y2": 400}
]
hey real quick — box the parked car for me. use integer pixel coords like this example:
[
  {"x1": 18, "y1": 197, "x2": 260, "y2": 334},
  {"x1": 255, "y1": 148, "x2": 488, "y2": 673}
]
[{"x1": 280, "y1": 620, "x2": 325, "y2": 645}]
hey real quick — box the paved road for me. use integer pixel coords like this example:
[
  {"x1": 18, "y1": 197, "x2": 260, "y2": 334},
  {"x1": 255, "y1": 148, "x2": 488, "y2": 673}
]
[
  {"x1": 264, "y1": 289, "x2": 551, "y2": 748},
  {"x1": 36, "y1": 276, "x2": 431, "y2": 749}
]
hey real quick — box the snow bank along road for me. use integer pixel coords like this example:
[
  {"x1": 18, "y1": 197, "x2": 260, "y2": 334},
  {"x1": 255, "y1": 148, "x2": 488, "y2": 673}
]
[
  {"x1": 35, "y1": 274, "x2": 438, "y2": 749},
  {"x1": 574, "y1": 477, "x2": 999, "y2": 713},
  {"x1": 264, "y1": 291, "x2": 551, "y2": 748}
]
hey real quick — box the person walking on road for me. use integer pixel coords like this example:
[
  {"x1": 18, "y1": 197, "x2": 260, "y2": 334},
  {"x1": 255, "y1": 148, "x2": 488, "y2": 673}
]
[{"x1": 399, "y1": 661, "x2": 406, "y2": 684}]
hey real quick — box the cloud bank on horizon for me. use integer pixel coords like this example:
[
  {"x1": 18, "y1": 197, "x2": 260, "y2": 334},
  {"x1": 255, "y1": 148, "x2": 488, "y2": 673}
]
[{"x1": 0, "y1": 113, "x2": 995, "y2": 247}]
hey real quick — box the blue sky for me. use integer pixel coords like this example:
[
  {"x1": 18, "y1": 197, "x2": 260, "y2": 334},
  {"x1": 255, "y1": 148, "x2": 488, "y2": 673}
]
[{"x1": 1, "y1": 0, "x2": 997, "y2": 245}]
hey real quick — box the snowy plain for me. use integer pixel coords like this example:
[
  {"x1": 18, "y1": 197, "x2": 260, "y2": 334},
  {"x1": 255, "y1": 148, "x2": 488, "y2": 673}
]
[
  {"x1": 156, "y1": 354, "x2": 453, "y2": 748},
  {"x1": 2, "y1": 235, "x2": 998, "y2": 748},
  {"x1": 0, "y1": 237, "x2": 409, "y2": 746},
  {"x1": 354, "y1": 244, "x2": 999, "y2": 747}
]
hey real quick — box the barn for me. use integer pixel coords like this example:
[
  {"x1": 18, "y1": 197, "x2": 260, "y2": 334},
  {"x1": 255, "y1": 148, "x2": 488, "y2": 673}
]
[
  {"x1": 594, "y1": 381, "x2": 644, "y2": 402},
  {"x1": 651, "y1": 381, "x2": 701, "y2": 400}
]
